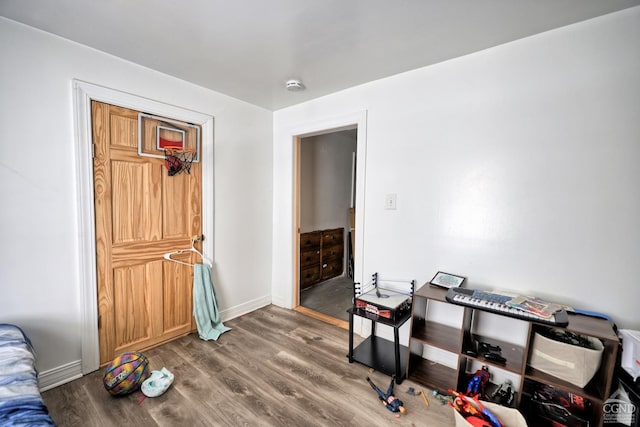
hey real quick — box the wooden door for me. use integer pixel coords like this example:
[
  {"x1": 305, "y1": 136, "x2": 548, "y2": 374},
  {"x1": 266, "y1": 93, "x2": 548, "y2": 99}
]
[{"x1": 92, "y1": 101, "x2": 201, "y2": 365}]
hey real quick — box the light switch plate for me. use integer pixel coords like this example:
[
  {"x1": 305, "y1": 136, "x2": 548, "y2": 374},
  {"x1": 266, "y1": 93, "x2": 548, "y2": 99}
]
[{"x1": 385, "y1": 193, "x2": 397, "y2": 210}]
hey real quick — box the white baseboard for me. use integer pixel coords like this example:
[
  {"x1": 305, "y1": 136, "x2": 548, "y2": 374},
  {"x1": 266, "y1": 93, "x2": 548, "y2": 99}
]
[
  {"x1": 39, "y1": 359, "x2": 83, "y2": 392},
  {"x1": 220, "y1": 294, "x2": 272, "y2": 321},
  {"x1": 40, "y1": 296, "x2": 272, "y2": 390},
  {"x1": 270, "y1": 293, "x2": 292, "y2": 309}
]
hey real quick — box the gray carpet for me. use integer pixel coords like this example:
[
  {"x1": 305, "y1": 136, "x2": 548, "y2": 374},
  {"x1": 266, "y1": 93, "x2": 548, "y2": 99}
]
[{"x1": 300, "y1": 275, "x2": 353, "y2": 321}]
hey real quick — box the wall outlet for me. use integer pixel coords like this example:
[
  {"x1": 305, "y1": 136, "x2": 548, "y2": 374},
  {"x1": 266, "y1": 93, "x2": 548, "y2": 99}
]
[{"x1": 385, "y1": 193, "x2": 397, "y2": 210}]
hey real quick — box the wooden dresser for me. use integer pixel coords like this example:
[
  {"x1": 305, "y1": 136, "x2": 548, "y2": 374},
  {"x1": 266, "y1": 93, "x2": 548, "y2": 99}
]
[{"x1": 300, "y1": 228, "x2": 344, "y2": 289}]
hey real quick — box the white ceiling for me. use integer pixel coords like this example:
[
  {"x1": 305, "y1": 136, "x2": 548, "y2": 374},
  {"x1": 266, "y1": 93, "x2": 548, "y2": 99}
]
[{"x1": 2, "y1": 0, "x2": 639, "y2": 110}]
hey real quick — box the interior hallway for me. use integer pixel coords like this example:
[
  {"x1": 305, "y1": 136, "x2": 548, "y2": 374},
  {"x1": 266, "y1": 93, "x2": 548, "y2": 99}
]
[{"x1": 300, "y1": 275, "x2": 353, "y2": 322}]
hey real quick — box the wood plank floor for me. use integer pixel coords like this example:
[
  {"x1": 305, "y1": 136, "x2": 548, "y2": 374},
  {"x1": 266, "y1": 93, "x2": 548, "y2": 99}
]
[{"x1": 42, "y1": 305, "x2": 456, "y2": 426}]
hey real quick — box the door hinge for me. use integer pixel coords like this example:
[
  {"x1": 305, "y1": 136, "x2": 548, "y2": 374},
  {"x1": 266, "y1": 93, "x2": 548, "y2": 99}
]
[
  {"x1": 98, "y1": 315, "x2": 102, "y2": 329},
  {"x1": 92, "y1": 143, "x2": 96, "y2": 158}
]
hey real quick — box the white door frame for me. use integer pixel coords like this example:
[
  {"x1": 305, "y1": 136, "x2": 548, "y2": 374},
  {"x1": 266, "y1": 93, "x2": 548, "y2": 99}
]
[
  {"x1": 72, "y1": 80, "x2": 215, "y2": 374},
  {"x1": 289, "y1": 111, "x2": 368, "y2": 330}
]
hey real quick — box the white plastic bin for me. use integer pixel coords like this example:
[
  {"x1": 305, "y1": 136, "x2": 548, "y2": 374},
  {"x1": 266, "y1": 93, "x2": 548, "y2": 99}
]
[{"x1": 619, "y1": 329, "x2": 640, "y2": 382}]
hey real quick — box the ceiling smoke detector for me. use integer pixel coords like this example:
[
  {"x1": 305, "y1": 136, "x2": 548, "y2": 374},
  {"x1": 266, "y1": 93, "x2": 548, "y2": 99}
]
[{"x1": 286, "y1": 79, "x2": 305, "y2": 92}]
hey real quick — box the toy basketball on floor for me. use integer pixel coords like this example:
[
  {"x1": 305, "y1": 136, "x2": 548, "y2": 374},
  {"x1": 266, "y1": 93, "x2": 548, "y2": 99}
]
[{"x1": 103, "y1": 352, "x2": 150, "y2": 396}]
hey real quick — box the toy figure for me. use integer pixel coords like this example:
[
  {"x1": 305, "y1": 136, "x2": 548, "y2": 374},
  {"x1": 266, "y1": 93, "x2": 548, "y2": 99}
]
[
  {"x1": 432, "y1": 389, "x2": 454, "y2": 405},
  {"x1": 449, "y1": 389, "x2": 504, "y2": 427},
  {"x1": 466, "y1": 365, "x2": 490, "y2": 398},
  {"x1": 490, "y1": 380, "x2": 515, "y2": 407},
  {"x1": 366, "y1": 375, "x2": 407, "y2": 415}
]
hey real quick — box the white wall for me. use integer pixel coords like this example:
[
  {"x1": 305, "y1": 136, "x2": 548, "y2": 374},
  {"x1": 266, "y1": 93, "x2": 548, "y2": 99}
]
[
  {"x1": 273, "y1": 7, "x2": 640, "y2": 334},
  {"x1": 0, "y1": 18, "x2": 273, "y2": 382},
  {"x1": 300, "y1": 131, "x2": 356, "y2": 233}
]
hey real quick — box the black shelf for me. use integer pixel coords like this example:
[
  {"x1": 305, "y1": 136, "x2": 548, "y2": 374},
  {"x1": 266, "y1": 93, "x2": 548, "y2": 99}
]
[
  {"x1": 351, "y1": 335, "x2": 408, "y2": 379},
  {"x1": 348, "y1": 306, "x2": 411, "y2": 384}
]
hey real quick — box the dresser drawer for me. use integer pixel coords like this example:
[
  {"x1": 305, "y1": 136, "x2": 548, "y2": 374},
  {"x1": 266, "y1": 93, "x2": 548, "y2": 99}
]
[
  {"x1": 321, "y1": 228, "x2": 343, "y2": 247},
  {"x1": 300, "y1": 227, "x2": 344, "y2": 286},
  {"x1": 321, "y1": 258, "x2": 343, "y2": 280},
  {"x1": 321, "y1": 245, "x2": 343, "y2": 261},
  {"x1": 300, "y1": 265, "x2": 321, "y2": 288},
  {"x1": 300, "y1": 231, "x2": 321, "y2": 250},
  {"x1": 300, "y1": 248, "x2": 320, "y2": 268}
]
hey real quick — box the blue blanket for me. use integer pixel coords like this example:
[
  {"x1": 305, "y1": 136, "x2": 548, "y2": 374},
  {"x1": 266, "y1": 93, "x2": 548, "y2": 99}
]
[{"x1": 0, "y1": 324, "x2": 55, "y2": 426}]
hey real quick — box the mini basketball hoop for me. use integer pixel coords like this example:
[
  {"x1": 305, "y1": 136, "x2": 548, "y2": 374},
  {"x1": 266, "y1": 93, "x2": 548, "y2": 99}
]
[{"x1": 164, "y1": 147, "x2": 196, "y2": 176}]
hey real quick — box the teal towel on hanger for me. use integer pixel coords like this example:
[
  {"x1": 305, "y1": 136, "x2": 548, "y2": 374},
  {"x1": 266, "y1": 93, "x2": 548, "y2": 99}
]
[{"x1": 193, "y1": 263, "x2": 231, "y2": 341}]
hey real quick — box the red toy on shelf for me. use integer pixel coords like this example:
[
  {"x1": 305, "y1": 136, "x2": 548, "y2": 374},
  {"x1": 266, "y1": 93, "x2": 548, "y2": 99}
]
[{"x1": 467, "y1": 365, "x2": 490, "y2": 398}]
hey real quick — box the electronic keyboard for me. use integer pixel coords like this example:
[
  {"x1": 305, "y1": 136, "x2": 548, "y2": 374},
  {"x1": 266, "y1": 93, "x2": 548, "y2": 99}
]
[{"x1": 445, "y1": 287, "x2": 569, "y2": 327}]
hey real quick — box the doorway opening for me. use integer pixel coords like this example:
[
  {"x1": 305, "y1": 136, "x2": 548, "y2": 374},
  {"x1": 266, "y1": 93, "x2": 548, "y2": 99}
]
[{"x1": 294, "y1": 128, "x2": 358, "y2": 328}]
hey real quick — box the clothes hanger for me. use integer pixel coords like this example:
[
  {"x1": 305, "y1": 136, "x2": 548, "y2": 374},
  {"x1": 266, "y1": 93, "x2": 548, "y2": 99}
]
[{"x1": 163, "y1": 236, "x2": 206, "y2": 266}]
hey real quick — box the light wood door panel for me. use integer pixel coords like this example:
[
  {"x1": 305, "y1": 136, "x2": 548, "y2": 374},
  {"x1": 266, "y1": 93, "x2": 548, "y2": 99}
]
[
  {"x1": 163, "y1": 261, "x2": 193, "y2": 331},
  {"x1": 112, "y1": 263, "x2": 160, "y2": 350},
  {"x1": 92, "y1": 101, "x2": 201, "y2": 365},
  {"x1": 111, "y1": 159, "x2": 162, "y2": 243},
  {"x1": 163, "y1": 172, "x2": 195, "y2": 239},
  {"x1": 110, "y1": 111, "x2": 138, "y2": 149}
]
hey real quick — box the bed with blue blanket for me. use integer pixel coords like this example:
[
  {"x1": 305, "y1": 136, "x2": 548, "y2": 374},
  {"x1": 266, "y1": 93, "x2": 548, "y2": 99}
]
[{"x1": 0, "y1": 324, "x2": 56, "y2": 426}]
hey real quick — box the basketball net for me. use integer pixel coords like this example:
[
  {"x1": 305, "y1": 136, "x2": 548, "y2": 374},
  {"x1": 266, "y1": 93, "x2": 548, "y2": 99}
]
[{"x1": 164, "y1": 148, "x2": 196, "y2": 176}]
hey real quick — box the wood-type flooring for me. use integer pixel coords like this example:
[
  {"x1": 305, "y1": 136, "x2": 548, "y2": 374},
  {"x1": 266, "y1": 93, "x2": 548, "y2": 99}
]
[{"x1": 42, "y1": 305, "x2": 456, "y2": 426}]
